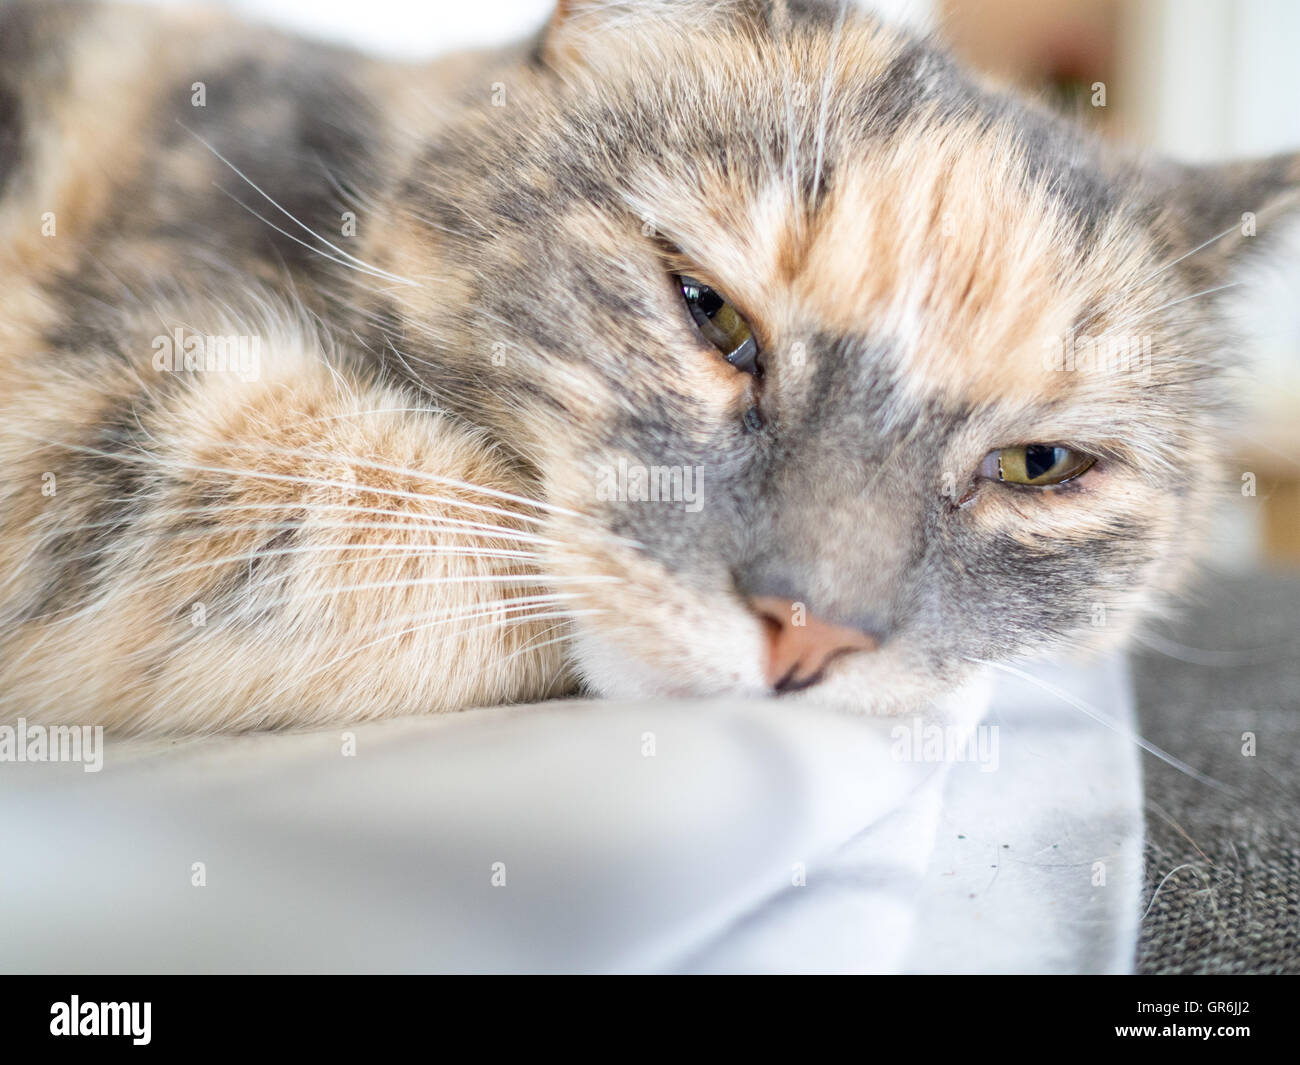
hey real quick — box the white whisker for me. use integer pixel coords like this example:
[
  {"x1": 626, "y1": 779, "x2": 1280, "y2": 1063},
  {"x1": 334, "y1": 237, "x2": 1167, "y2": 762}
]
[
  {"x1": 245, "y1": 605, "x2": 601, "y2": 713},
  {"x1": 1132, "y1": 629, "x2": 1300, "y2": 667},
  {"x1": 176, "y1": 120, "x2": 419, "y2": 287},
  {"x1": 33, "y1": 509, "x2": 559, "y2": 549},
  {"x1": 1139, "y1": 222, "x2": 1243, "y2": 287},
  {"x1": 973, "y1": 658, "x2": 1234, "y2": 793},
  {"x1": 1147, "y1": 280, "x2": 1242, "y2": 316},
  {"x1": 811, "y1": 0, "x2": 849, "y2": 209},
  {"x1": 9, "y1": 428, "x2": 559, "y2": 530},
  {"x1": 219, "y1": 438, "x2": 596, "y2": 522},
  {"x1": 210, "y1": 182, "x2": 411, "y2": 288}
]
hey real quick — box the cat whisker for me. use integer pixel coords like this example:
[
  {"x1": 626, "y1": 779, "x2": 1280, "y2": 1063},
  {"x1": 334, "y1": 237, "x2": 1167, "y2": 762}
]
[
  {"x1": 381, "y1": 336, "x2": 436, "y2": 387},
  {"x1": 1236, "y1": 428, "x2": 1300, "y2": 467},
  {"x1": 1131, "y1": 629, "x2": 1300, "y2": 667},
  {"x1": 194, "y1": 592, "x2": 587, "y2": 648},
  {"x1": 187, "y1": 438, "x2": 582, "y2": 524},
  {"x1": 4, "y1": 534, "x2": 546, "y2": 602},
  {"x1": 971, "y1": 658, "x2": 1236, "y2": 794},
  {"x1": 177, "y1": 120, "x2": 420, "y2": 288},
  {"x1": 2, "y1": 573, "x2": 603, "y2": 696},
  {"x1": 312, "y1": 147, "x2": 383, "y2": 215},
  {"x1": 1092, "y1": 279, "x2": 1243, "y2": 341},
  {"x1": 7, "y1": 542, "x2": 554, "y2": 632},
  {"x1": 223, "y1": 553, "x2": 550, "y2": 604},
  {"x1": 166, "y1": 499, "x2": 561, "y2": 544},
  {"x1": 258, "y1": 572, "x2": 622, "y2": 607},
  {"x1": 1146, "y1": 280, "x2": 1243, "y2": 316},
  {"x1": 811, "y1": 0, "x2": 850, "y2": 209},
  {"x1": 352, "y1": 593, "x2": 589, "y2": 638},
  {"x1": 31, "y1": 510, "x2": 560, "y2": 549},
  {"x1": 1073, "y1": 221, "x2": 1243, "y2": 335},
  {"x1": 207, "y1": 438, "x2": 643, "y2": 546},
  {"x1": 243, "y1": 605, "x2": 601, "y2": 715},
  {"x1": 1138, "y1": 221, "x2": 1244, "y2": 287},
  {"x1": 492, "y1": 623, "x2": 583, "y2": 673},
  {"x1": 774, "y1": 0, "x2": 803, "y2": 220},
  {"x1": 211, "y1": 182, "x2": 412, "y2": 290},
  {"x1": 10, "y1": 428, "x2": 559, "y2": 530},
  {"x1": 0, "y1": 515, "x2": 557, "y2": 605},
  {"x1": 167, "y1": 540, "x2": 542, "y2": 573}
]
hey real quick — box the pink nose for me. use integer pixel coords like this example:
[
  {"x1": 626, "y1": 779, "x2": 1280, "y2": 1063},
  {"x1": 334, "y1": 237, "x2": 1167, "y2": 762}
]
[{"x1": 749, "y1": 596, "x2": 879, "y2": 693}]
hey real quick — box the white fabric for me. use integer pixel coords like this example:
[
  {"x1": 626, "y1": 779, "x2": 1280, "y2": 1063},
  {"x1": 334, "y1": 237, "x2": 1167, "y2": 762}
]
[{"x1": 0, "y1": 655, "x2": 1142, "y2": 973}]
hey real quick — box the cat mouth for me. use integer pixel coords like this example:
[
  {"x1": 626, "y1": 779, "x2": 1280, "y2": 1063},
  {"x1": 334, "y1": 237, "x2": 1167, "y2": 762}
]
[
  {"x1": 565, "y1": 581, "x2": 889, "y2": 703},
  {"x1": 749, "y1": 596, "x2": 881, "y2": 694},
  {"x1": 770, "y1": 649, "x2": 863, "y2": 694}
]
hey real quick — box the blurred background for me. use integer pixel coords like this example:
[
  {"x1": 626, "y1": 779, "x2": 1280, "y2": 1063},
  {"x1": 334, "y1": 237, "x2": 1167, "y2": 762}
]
[{"x1": 143, "y1": 0, "x2": 1300, "y2": 567}]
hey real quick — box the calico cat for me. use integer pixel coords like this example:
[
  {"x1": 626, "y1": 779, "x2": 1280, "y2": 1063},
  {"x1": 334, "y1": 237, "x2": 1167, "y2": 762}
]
[{"x1": 0, "y1": 0, "x2": 1295, "y2": 734}]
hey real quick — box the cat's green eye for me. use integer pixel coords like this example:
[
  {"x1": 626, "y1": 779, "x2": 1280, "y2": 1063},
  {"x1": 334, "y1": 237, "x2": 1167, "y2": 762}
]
[
  {"x1": 678, "y1": 275, "x2": 760, "y2": 375},
  {"x1": 982, "y1": 445, "x2": 1096, "y2": 487}
]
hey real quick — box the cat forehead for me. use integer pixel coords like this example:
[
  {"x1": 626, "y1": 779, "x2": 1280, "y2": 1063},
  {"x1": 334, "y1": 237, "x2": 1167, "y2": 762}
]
[
  {"x1": 579, "y1": 18, "x2": 1160, "y2": 408},
  {"x1": 648, "y1": 114, "x2": 1157, "y2": 410},
  {"x1": 799, "y1": 132, "x2": 1146, "y2": 408}
]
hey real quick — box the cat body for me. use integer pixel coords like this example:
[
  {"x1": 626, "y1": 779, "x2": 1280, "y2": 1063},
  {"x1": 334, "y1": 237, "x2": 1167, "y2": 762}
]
[{"x1": 1, "y1": 0, "x2": 1295, "y2": 733}]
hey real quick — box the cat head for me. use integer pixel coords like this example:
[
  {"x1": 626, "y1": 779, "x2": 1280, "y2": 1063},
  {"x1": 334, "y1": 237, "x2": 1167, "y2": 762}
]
[{"x1": 376, "y1": 0, "x2": 1300, "y2": 709}]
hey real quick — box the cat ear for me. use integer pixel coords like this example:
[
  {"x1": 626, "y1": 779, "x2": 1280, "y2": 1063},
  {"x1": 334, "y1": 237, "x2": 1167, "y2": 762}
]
[
  {"x1": 540, "y1": 0, "x2": 695, "y2": 68},
  {"x1": 540, "y1": 1, "x2": 608, "y2": 67},
  {"x1": 1160, "y1": 152, "x2": 1300, "y2": 284}
]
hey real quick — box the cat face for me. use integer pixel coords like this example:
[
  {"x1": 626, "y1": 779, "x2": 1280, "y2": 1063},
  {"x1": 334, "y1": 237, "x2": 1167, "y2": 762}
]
[{"x1": 379, "y1": 0, "x2": 1298, "y2": 711}]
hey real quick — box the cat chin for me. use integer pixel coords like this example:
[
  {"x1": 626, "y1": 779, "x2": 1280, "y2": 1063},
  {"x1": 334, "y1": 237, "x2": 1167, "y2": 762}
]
[
  {"x1": 568, "y1": 619, "x2": 989, "y2": 720},
  {"x1": 801, "y1": 665, "x2": 996, "y2": 728},
  {"x1": 751, "y1": 653, "x2": 992, "y2": 722},
  {"x1": 569, "y1": 626, "x2": 770, "y2": 702}
]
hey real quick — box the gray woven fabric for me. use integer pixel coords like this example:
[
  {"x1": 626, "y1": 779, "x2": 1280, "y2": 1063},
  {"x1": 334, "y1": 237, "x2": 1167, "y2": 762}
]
[{"x1": 1131, "y1": 569, "x2": 1300, "y2": 974}]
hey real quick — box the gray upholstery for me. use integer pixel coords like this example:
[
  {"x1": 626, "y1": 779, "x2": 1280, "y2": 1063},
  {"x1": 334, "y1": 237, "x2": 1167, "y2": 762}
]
[{"x1": 1132, "y1": 568, "x2": 1300, "y2": 973}]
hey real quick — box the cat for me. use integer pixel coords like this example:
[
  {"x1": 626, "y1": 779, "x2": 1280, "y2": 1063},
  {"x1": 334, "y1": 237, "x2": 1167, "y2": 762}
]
[{"x1": 0, "y1": 0, "x2": 1295, "y2": 735}]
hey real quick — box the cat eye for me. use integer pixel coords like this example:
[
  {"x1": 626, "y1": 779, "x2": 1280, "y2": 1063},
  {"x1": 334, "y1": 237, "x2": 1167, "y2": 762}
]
[
  {"x1": 980, "y1": 445, "x2": 1096, "y2": 487},
  {"x1": 678, "y1": 275, "x2": 760, "y2": 375}
]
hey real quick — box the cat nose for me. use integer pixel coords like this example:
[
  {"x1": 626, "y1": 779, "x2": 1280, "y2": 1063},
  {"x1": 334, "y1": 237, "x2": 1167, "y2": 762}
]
[{"x1": 748, "y1": 596, "x2": 879, "y2": 693}]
